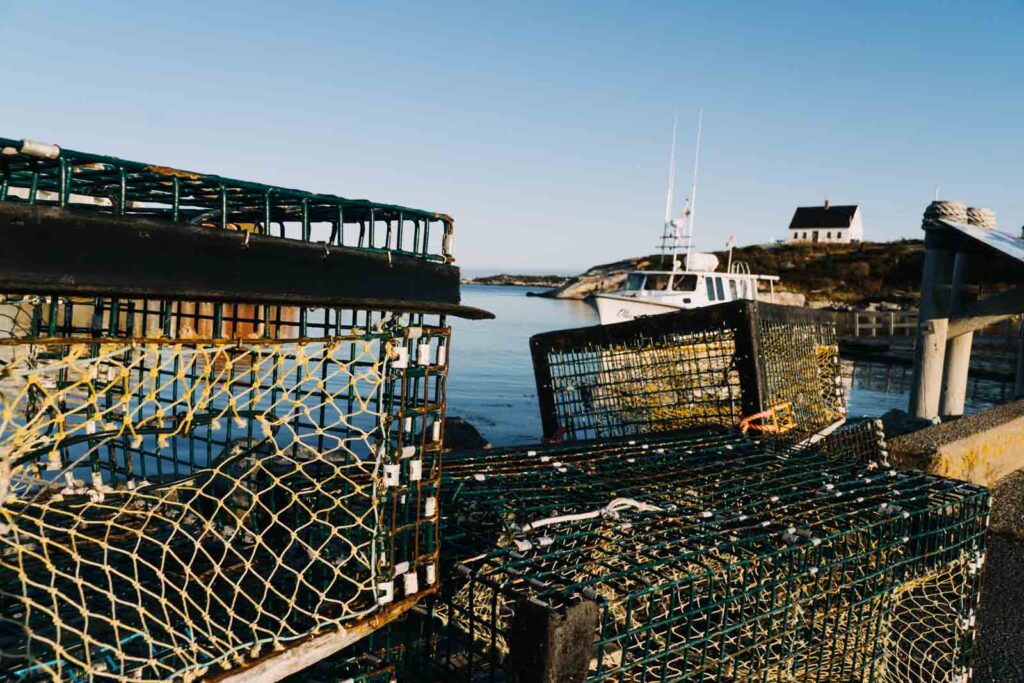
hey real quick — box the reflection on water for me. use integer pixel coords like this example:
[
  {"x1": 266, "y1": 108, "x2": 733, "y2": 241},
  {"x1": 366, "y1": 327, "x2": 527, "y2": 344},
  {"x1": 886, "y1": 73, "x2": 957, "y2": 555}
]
[
  {"x1": 449, "y1": 285, "x2": 1016, "y2": 446},
  {"x1": 844, "y1": 359, "x2": 1012, "y2": 418}
]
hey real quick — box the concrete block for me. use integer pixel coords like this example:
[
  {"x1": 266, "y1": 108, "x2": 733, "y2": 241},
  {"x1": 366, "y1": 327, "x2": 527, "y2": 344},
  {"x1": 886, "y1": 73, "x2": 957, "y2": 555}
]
[{"x1": 890, "y1": 400, "x2": 1024, "y2": 487}]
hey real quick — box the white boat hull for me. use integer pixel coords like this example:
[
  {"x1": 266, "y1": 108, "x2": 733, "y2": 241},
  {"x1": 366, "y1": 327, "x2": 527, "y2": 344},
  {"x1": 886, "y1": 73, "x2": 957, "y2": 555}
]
[{"x1": 593, "y1": 294, "x2": 689, "y2": 325}]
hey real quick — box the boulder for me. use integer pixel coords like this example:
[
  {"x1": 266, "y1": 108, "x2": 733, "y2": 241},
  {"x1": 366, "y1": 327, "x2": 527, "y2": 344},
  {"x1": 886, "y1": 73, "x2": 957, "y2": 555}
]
[{"x1": 443, "y1": 416, "x2": 491, "y2": 450}]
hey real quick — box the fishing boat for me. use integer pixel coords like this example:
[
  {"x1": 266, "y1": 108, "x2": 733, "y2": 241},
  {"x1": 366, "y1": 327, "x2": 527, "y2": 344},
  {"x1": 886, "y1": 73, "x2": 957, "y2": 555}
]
[{"x1": 593, "y1": 113, "x2": 779, "y2": 325}]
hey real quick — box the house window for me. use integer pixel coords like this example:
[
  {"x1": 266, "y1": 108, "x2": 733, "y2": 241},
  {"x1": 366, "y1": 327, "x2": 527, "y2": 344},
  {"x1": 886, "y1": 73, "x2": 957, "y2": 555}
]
[{"x1": 826, "y1": 232, "x2": 832, "y2": 239}]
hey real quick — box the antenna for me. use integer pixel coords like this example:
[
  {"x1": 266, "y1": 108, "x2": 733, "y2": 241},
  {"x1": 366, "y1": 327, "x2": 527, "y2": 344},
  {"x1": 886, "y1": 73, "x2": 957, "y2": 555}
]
[
  {"x1": 684, "y1": 109, "x2": 703, "y2": 264},
  {"x1": 664, "y1": 112, "x2": 678, "y2": 226},
  {"x1": 658, "y1": 113, "x2": 681, "y2": 269},
  {"x1": 933, "y1": 184, "x2": 940, "y2": 201}
]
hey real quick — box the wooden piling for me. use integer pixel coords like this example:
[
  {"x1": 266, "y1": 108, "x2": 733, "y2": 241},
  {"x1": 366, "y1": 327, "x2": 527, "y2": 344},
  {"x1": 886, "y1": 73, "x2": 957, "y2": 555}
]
[
  {"x1": 1016, "y1": 319, "x2": 1024, "y2": 400},
  {"x1": 940, "y1": 250, "x2": 975, "y2": 418},
  {"x1": 912, "y1": 317, "x2": 949, "y2": 419},
  {"x1": 909, "y1": 230, "x2": 957, "y2": 418}
]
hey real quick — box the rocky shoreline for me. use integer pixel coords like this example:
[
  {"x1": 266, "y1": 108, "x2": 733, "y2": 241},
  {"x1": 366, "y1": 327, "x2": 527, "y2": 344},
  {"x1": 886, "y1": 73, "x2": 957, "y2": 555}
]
[{"x1": 462, "y1": 273, "x2": 569, "y2": 288}]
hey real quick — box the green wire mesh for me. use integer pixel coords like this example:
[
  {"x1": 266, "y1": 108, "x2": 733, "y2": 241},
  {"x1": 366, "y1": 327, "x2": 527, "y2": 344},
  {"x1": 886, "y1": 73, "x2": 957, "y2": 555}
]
[
  {"x1": 531, "y1": 301, "x2": 844, "y2": 444},
  {"x1": 281, "y1": 651, "x2": 396, "y2": 683},
  {"x1": 0, "y1": 138, "x2": 461, "y2": 681},
  {"x1": 0, "y1": 137, "x2": 452, "y2": 261},
  {"x1": 333, "y1": 428, "x2": 987, "y2": 682},
  {"x1": 813, "y1": 418, "x2": 891, "y2": 467}
]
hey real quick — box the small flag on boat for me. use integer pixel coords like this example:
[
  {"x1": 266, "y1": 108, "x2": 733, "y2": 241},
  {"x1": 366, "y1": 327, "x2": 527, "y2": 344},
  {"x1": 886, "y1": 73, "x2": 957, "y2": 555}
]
[{"x1": 725, "y1": 235, "x2": 735, "y2": 248}]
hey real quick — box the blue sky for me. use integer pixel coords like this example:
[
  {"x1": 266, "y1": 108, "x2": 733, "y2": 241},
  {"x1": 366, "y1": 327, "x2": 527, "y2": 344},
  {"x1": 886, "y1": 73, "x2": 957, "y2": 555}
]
[{"x1": 4, "y1": 1, "x2": 1022, "y2": 271}]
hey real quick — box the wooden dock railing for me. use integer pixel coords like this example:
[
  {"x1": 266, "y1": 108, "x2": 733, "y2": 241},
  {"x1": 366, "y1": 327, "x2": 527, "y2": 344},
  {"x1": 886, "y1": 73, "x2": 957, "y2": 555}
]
[{"x1": 837, "y1": 310, "x2": 1020, "y2": 346}]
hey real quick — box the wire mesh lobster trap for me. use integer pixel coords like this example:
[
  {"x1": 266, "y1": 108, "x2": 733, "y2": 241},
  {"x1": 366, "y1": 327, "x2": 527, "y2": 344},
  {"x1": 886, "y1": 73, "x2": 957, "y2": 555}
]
[
  {"x1": 385, "y1": 427, "x2": 988, "y2": 683},
  {"x1": 0, "y1": 137, "x2": 489, "y2": 681},
  {"x1": 530, "y1": 301, "x2": 845, "y2": 444}
]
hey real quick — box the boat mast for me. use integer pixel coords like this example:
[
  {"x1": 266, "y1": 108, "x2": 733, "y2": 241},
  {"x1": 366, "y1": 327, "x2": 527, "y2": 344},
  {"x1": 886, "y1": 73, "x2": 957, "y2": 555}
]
[
  {"x1": 660, "y1": 112, "x2": 679, "y2": 269},
  {"x1": 683, "y1": 109, "x2": 703, "y2": 267}
]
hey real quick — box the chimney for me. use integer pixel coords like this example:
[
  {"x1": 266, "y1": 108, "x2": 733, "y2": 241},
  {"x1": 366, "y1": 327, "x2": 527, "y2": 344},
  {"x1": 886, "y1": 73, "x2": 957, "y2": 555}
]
[{"x1": 824, "y1": 198, "x2": 830, "y2": 210}]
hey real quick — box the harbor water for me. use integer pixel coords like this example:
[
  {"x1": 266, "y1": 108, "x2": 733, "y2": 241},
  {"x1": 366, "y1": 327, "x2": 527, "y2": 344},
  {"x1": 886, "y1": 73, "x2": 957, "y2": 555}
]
[{"x1": 447, "y1": 284, "x2": 1013, "y2": 446}]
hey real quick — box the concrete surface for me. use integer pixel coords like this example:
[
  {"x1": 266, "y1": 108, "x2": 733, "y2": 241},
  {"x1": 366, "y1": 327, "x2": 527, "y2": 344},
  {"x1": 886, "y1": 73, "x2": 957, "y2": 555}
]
[
  {"x1": 889, "y1": 400, "x2": 1024, "y2": 486},
  {"x1": 973, "y1": 469, "x2": 1024, "y2": 682}
]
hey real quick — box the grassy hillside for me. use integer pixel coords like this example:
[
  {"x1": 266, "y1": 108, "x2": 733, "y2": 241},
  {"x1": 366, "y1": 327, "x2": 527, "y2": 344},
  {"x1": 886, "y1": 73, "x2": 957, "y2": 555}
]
[{"x1": 713, "y1": 241, "x2": 924, "y2": 303}]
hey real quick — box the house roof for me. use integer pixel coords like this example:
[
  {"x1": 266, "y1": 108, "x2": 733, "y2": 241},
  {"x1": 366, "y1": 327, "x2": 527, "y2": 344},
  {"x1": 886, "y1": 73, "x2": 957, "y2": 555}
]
[{"x1": 788, "y1": 205, "x2": 858, "y2": 229}]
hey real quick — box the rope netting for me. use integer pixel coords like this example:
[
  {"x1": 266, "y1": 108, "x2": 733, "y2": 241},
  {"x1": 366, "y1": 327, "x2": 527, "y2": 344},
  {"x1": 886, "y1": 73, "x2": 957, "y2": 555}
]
[
  {"x1": 758, "y1": 316, "x2": 844, "y2": 436},
  {"x1": 0, "y1": 296, "x2": 449, "y2": 681},
  {"x1": 348, "y1": 429, "x2": 987, "y2": 683}
]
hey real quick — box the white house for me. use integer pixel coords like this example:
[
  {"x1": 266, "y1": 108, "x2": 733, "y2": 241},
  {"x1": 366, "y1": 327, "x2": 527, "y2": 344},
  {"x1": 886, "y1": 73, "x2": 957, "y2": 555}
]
[{"x1": 786, "y1": 202, "x2": 863, "y2": 244}]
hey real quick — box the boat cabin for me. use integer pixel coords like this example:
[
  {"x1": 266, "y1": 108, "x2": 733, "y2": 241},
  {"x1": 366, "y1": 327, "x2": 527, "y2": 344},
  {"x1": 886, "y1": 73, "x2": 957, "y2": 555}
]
[{"x1": 621, "y1": 269, "x2": 776, "y2": 306}]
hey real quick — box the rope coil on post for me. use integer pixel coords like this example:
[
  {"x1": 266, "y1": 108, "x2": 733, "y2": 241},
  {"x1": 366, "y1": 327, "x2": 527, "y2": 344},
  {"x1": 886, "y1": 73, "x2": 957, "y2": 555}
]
[
  {"x1": 922, "y1": 200, "x2": 967, "y2": 229},
  {"x1": 966, "y1": 207, "x2": 996, "y2": 229}
]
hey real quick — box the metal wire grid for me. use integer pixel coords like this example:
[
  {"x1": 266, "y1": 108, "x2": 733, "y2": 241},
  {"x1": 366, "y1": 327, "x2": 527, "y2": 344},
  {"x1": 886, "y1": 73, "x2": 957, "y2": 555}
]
[
  {"x1": 531, "y1": 302, "x2": 843, "y2": 444},
  {"x1": 810, "y1": 419, "x2": 890, "y2": 468},
  {"x1": 0, "y1": 137, "x2": 451, "y2": 262},
  {"x1": 281, "y1": 651, "x2": 396, "y2": 683},
  {"x1": 371, "y1": 428, "x2": 988, "y2": 683}
]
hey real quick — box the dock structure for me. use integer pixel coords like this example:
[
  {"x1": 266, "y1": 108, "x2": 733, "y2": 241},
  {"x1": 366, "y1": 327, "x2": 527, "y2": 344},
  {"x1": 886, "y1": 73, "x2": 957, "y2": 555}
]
[
  {"x1": 909, "y1": 202, "x2": 1024, "y2": 420},
  {"x1": 0, "y1": 137, "x2": 489, "y2": 682}
]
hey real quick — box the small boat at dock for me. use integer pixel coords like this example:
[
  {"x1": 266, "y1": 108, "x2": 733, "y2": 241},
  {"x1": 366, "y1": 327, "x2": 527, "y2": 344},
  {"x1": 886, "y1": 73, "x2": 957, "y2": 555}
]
[{"x1": 593, "y1": 112, "x2": 779, "y2": 325}]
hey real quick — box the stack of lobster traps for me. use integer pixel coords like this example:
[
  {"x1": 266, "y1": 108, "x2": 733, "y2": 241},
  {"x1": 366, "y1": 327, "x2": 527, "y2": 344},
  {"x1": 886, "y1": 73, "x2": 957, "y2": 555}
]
[{"x1": 0, "y1": 137, "x2": 488, "y2": 682}]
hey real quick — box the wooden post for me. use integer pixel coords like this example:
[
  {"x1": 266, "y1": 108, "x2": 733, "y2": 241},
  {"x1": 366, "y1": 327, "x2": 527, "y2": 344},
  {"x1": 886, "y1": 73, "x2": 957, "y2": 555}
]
[
  {"x1": 909, "y1": 212, "x2": 959, "y2": 418},
  {"x1": 911, "y1": 317, "x2": 949, "y2": 419},
  {"x1": 508, "y1": 598, "x2": 600, "y2": 683},
  {"x1": 1016, "y1": 318, "x2": 1024, "y2": 400},
  {"x1": 940, "y1": 251, "x2": 974, "y2": 418}
]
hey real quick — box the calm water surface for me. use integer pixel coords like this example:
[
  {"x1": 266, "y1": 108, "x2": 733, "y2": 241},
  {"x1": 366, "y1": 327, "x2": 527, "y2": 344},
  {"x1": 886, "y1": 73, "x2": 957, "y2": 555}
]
[{"x1": 447, "y1": 285, "x2": 1010, "y2": 446}]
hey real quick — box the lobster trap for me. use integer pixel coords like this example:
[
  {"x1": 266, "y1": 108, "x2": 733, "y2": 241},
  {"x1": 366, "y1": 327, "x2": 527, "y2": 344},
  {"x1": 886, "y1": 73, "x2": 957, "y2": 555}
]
[
  {"x1": 0, "y1": 138, "x2": 489, "y2": 681},
  {"x1": 531, "y1": 301, "x2": 844, "y2": 444},
  {"x1": 393, "y1": 428, "x2": 989, "y2": 682}
]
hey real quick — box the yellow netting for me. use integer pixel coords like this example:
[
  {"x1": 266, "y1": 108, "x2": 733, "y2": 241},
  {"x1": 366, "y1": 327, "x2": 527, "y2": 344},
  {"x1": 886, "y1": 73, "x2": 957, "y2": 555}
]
[{"x1": 0, "y1": 320, "x2": 445, "y2": 681}]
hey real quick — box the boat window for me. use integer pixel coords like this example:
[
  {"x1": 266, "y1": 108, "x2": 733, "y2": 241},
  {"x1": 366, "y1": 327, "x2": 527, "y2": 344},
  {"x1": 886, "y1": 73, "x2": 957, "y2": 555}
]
[
  {"x1": 715, "y1": 277, "x2": 726, "y2": 301},
  {"x1": 625, "y1": 274, "x2": 645, "y2": 291},
  {"x1": 671, "y1": 274, "x2": 698, "y2": 292},
  {"x1": 728, "y1": 279, "x2": 738, "y2": 301},
  {"x1": 644, "y1": 274, "x2": 670, "y2": 291},
  {"x1": 705, "y1": 277, "x2": 716, "y2": 301},
  {"x1": 739, "y1": 280, "x2": 749, "y2": 298}
]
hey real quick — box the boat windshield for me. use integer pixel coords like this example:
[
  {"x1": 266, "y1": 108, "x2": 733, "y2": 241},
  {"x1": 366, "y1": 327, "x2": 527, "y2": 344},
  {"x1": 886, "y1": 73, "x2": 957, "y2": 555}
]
[
  {"x1": 645, "y1": 274, "x2": 670, "y2": 291},
  {"x1": 671, "y1": 274, "x2": 698, "y2": 292},
  {"x1": 624, "y1": 273, "x2": 645, "y2": 291}
]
